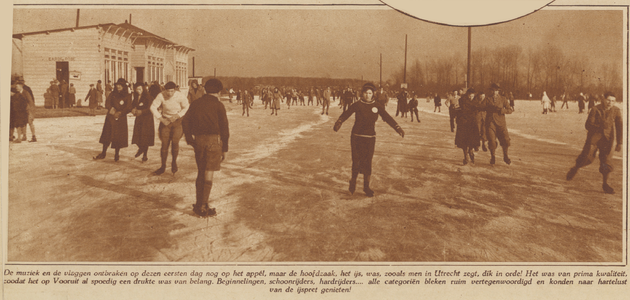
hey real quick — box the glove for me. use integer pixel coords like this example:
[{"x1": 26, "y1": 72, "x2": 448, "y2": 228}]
[
  {"x1": 333, "y1": 120, "x2": 342, "y2": 132},
  {"x1": 395, "y1": 126, "x2": 405, "y2": 138},
  {"x1": 615, "y1": 144, "x2": 622, "y2": 152},
  {"x1": 114, "y1": 112, "x2": 121, "y2": 119}
]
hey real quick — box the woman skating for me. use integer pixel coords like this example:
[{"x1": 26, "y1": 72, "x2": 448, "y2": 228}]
[
  {"x1": 333, "y1": 82, "x2": 405, "y2": 197},
  {"x1": 455, "y1": 88, "x2": 480, "y2": 165},
  {"x1": 94, "y1": 78, "x2": 132, "y2": 161},
  {"x1": 131, "y1": 83, "x2": 156, "y2": 162}
]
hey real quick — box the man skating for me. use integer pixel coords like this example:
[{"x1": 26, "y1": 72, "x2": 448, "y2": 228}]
[
  {"x1": 483, "y1": 83, "x2": 513, "y2": 165},
  {"x1": 566, "y1": 92, "x2": 622, "y2": 194},
  {"x1": 150, "y1": 81, "x2": 190, "y2": 175}
]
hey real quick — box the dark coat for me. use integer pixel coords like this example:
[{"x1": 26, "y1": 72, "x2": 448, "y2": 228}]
[
  {"x1": 131, "y1": 91, "x2": 155, "y2": 147},
  {"x1": 99, "y1": 89, "x2": 132, "y2": 148},
  {"x1": 455, "y1": 96, "x2": 480, "y2": 149},
  {"x1": 85, "y1": 87, "x2": 98, "y2": 109},
  {"x1": 11, "y1": 93, "x2": 29, "y2": 128}
]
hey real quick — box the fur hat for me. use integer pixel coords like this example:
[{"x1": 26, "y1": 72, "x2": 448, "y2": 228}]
[
  {"x1": 204, "y1": 78, "x2": 223, "y2": 93},
  {"x1": 490, "y1": 83, "x2": 500, "y2": 90}
]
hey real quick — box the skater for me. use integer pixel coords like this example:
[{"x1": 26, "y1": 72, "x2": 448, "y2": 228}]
[
  {"x1": 150, "y1": 81, "x2": 190, "y2": 175},
  {"x1": 541, "y1": 91, "x2": 551, "y2": 114},
  {"x1": 446, "y1": 90, "x2": 460, "y2": 132},
  {"x1": 408, "y1": 92, "x2": 420, "y2": 123},
  {"x1": 271, "y1": 87, "x2": 282, "y2": 116},
  {"x1": 433, "y1": 93, "x2": 442, "y2": 113},
  {"x1": 10, "y1": 86, "x2": 28, "y2": 143},
  {"x1": 455, "y1": 88, "x2": 480, "y2": 165},
  {"x1": 182, "y1": 78, "x2": 230, "y2": 217},
  {"x1": 85, "y1": 84, "x2": 99, "y2": 116},
  {"x1": 483, "y1": 83, "x2": 513, "y2": 165},
  {"x1": 508, "y1": 91, "x2": 515, "y2": 110},
  {"x1": 473, "y1": 91, "x2": 488, "y2": 152},
  {"x1": 566, "y1": 92, "x2": 622, "y2": 194},
  {"x1": 96, "y1": 80, "x2": 104, "y2": 109},
  {"x1": 93, "y1": 78, "x2": 132, "y2": 161},
  {"x1": 333, "y1": 82, "x2": 405, "y2": 197},
  {"x1": 187, "y1": 80, "x2": 205, "y2": 104},
  {"x1": 131, "y1": 82, "x2": 156, "y2": 162},
  {"x1": 322, "y1": 87, "x2": 331, "y2": 115},
  {"x1": 376, "y1": 87, "x2": 389, "y2": 108},
  {"x1": 15, "y1": 80, "x2": 36, "y2": 142},
  {"x1": 396, "y1": 88, "x2": 409, "y2": 117},
  {"x1": 560, "y1": 92, "x2": 569, "y2": 109},
  {"x1": 242, "y1": 90, "x2": 252, "y2": 116},
  {"x1": 578, "y1": 92, "x2": 586, "y2": 114}
]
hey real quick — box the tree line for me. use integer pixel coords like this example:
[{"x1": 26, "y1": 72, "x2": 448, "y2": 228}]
[
  {"x1": 201, "y1": 76, "x2": 366, "y2": 92},
  {"x1": 390, "y1": 45, "x2": 622, "y2": 100}
]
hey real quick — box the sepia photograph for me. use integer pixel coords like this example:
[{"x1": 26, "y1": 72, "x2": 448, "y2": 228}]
[{"x1": 6, "y1": 1, "x2": 626, "y2": 264}]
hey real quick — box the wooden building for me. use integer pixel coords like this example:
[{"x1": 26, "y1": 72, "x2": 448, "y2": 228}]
[{"x1": 12, "y1": 21, "x2": 194, "y2": 107}]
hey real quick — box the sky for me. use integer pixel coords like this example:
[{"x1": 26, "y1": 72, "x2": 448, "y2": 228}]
[{"x1": 11, "y1": 4, "x2": 624, "y2": 82}]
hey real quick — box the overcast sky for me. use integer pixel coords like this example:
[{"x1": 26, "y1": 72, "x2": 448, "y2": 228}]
[{"x1": 12, "y1": 6, "x2": 623, "y2": 82}]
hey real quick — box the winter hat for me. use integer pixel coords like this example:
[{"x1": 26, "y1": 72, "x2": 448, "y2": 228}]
[
  {"x1": 115, "y1": 78, "x2": 127, "y2": 87},
  {"x1": 361, "y1": 82, "x2": 376, "y2": 93},
  {"x1": 164, "y1": 81, "x2": 177, "y2": 90},
  {"x1": 205, "y1": 78, "x2": 223, "y2": 93}
]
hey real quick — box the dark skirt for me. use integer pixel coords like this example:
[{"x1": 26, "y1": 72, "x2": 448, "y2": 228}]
[
  {"x1": 351, "y1": 135, "x2": 376, "y2": 175},
  {"x1": 131, "y1": 113, "x2": 155, "y2": 147},
  {"x1": 99, "y1": 114, "x2": 129, "y2": 148}
]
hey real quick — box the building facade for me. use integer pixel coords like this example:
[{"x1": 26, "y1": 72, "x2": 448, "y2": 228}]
[{"x1": 12, "y1": 21, "x2": 194, "y2": 107}]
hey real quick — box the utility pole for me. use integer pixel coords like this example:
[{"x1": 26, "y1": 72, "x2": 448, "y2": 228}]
[
  {"x1": 403, "y1": 34, "x2": 408, "y2": 85},
  {"x1": 214, "y1": 68, "x2": 216, "y2": 78},
  {"x1": 76, "y1": 9, "x2": 80, "y2": 28},
  {"x1": 467, "y1": 27, "x2": 471, "y2": 89},
  {"x1": 380, "y1": 53, "x2": 382, "y2": 88}
]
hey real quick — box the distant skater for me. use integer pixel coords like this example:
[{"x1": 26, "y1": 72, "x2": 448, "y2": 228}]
[
  {"x1": 333, "y1": 82, "x2": 405, "y2": 197},
  {"x1": 408, "y1": 93, "x2": 420, "y2": 123},
  {"x1": 433, "y1": 93, "x2": 442, "y2": 113}
]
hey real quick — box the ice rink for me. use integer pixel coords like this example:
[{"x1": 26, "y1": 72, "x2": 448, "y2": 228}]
[{"x1": 7, "y1": 97, "x2": 625, "y2": 262}]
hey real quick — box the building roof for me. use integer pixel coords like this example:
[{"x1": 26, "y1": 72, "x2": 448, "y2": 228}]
[
  {"x1": 12, "y1": 23, "x2": 115, "y2": 39},
  {"x1": 13, "y1": 21, "x2": 194, "y2": 52}
]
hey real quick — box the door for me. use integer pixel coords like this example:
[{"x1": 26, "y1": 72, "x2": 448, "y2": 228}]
[
  {"x1": 135, "y1": 67, "x2": 144, "y2": 84},
  {"x1": 56, "y1": 61, "x2": 69, "y2": 83}
]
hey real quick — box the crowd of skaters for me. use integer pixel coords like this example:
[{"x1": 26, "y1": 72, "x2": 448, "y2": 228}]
[{"x1": 9, "y1": 75, "x2": 623, "y2": 220}]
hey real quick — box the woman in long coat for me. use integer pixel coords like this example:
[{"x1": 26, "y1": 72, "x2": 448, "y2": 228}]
[
  {"x1": 271, "y1": 87, "x2": 282, "y2": 116},
  {"x1": 333, "y1": 82, "x2": 405, "y2": 197},
  {"x1": 131, "y1": 83, "x2": 156, "y2": 162},
  {"x1": 94, "y1": 78, "x2": 132, "y2": 161},
  {"x1": 455, "y1": 88, "x2": 481, "y2": 165},
  {"x1": 541, "y1": 91, "x2": 551, "y2": 114},
  {"x1": 10, "y1": 87, "x2": 29, "y2": 142},
  {"x1": 68, "y1": 83, "x2": 76, "y2": 107}
]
